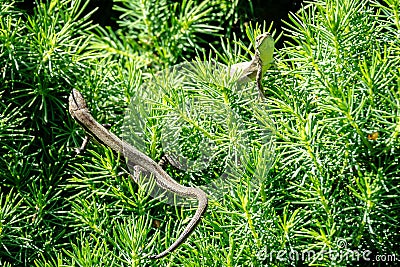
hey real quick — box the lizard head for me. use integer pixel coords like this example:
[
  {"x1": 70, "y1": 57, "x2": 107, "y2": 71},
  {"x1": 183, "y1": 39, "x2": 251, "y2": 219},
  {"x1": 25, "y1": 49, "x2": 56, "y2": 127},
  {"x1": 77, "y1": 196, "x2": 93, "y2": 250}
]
[{"x1": 255, "y1": 33, "x2": 275, "y2": 68}]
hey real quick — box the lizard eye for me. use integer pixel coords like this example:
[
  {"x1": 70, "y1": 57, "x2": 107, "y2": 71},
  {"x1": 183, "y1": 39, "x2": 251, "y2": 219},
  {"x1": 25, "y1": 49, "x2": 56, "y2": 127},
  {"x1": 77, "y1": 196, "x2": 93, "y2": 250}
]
[
  {"x1": 255, "y1": 33, "x2": 268, "y2": 43},
  {"x1": 255, "y1": 35, "x2": 265, "y2": 47}
]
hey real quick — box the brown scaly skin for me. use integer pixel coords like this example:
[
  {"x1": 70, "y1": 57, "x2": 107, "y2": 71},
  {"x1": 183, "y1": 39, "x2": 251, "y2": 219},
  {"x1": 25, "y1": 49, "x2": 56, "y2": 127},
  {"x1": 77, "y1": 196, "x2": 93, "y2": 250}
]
[{"x1": 69, "y1": 89, "x2": 208, "y2": 259}]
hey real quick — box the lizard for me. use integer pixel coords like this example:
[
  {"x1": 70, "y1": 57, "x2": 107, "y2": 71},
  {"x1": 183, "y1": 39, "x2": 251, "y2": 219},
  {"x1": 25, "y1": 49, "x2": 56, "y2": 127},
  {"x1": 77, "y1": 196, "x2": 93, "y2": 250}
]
[
  {"x1": 67, "y1": 33, "x2": 273, "y2": 259},
  {"x1": 68, "y1": 89, "x2": 208, "y2": 259},
  {"x1": 230, "y1": 32, "x2": 275, "y2": 98}
]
